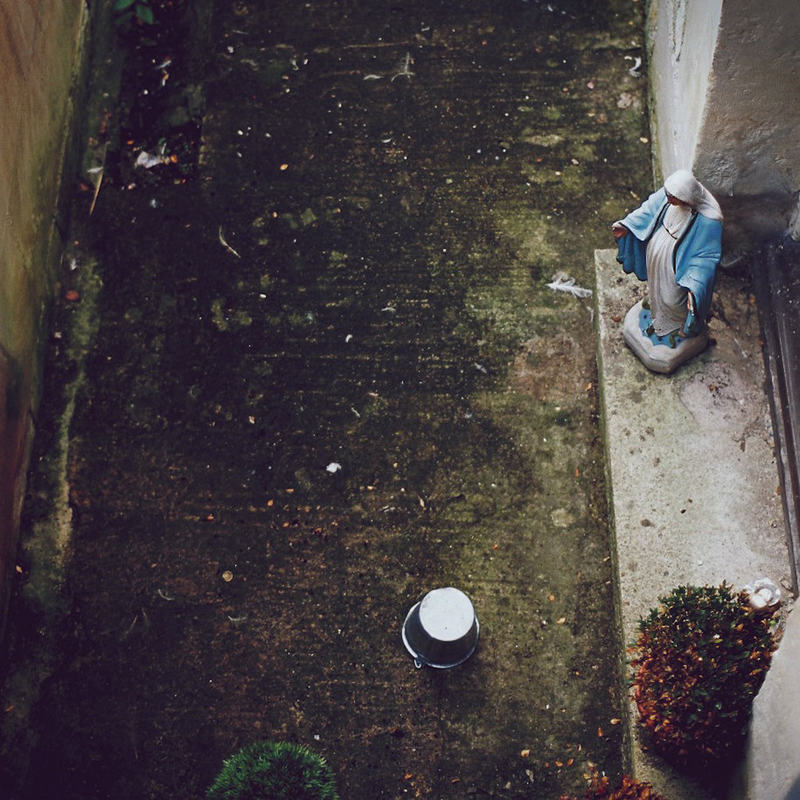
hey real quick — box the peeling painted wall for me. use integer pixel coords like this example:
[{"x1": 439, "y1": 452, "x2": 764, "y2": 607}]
[
  {"x1": 647, "y1": 0, "x2": 799, "y2": 251},
  {"x1": 0, "y1": 0, "x2": 86, "y2": 638}
]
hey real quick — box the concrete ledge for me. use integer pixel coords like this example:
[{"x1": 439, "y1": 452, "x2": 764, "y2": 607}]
[{"x1": 594, "y1": 249, "x2": 793, "y2": 798}]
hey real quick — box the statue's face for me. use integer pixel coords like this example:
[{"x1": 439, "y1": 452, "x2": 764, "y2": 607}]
[{"x1": 666, "y1": 191, "x2": 688, "y2": 207}]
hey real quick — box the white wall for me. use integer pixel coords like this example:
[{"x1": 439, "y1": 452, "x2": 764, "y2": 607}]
[
  {"x1": 647, "y1": 0, "x2": 799, "y2": 249},
  {"x1": 647, "y1": 0, "x2": 722, "y2": 174}
]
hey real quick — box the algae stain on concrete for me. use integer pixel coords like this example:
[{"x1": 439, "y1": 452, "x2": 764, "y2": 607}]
[
  {"x1": 0, "y1": 254, "x2": 102, "y2": 787},
  {"x1": 25, "y1": 262, "x2": 102, "y2": 603}
]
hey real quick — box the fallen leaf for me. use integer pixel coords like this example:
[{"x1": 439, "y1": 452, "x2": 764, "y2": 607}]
[
  {"x1": 520, "y1": 749, "x2": 530, "y2": 758},
  {"x1": 610, "y1": 718, "x2": 621, "y2": 725},
  {"x1": 280, "y1": 163, "x2": 289, "y2": 170},
  {"x1": 65, "y1": 289, "x2": 80, "y2": 301},
  {"x1": 597, "y1": 727, "x2": 604, "y2": 737},
  {"x1": 556, "y1": 617, "x2": 566, "y2": 625}
]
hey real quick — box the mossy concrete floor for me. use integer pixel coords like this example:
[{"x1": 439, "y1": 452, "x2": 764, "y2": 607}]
[{"x1": 1, "y1": 1, "x2": 652, "y2": 798}]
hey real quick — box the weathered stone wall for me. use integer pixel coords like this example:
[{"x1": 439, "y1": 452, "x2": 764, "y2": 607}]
[
  {"x1": 0, "y1": 0, "x2": 87, "y2": 638},
  {"x1": 646, "y1": 0, "x2": 800, "y2": 252}
]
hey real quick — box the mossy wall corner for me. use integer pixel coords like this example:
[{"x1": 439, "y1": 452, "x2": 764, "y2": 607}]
[{"x1": 0, "y1": 0, "x2": 88, "y2": 641}]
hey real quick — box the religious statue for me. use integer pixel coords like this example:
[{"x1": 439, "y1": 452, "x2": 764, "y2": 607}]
[{"x1": 612, "y1": 169, "x2": 723, "y2": 373}]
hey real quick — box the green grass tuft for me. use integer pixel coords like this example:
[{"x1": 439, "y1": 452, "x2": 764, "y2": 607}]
[{"x1": 207, "y1": 741, "x2": 339, "y2": 800}]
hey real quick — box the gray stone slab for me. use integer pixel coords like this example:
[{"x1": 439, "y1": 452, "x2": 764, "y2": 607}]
[
  {"x1": 594, "y1": 249, "x2": 793, "y2": 799},
  {"x1": 736, "y1": 605, "x2": 800, "y2": 800}
]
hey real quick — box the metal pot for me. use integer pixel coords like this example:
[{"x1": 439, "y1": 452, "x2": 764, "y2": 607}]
[{"x1": 402, "y1": 587, "x2": 479, "y2": 669}]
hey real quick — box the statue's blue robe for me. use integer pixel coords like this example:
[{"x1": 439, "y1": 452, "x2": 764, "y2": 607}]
[{"x1": 616, "y1": 187, "x2": 722, "y2": 333}]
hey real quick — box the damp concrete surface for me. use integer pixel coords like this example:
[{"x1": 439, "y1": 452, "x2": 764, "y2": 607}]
[{"x1": 1, "y1": 1, "x2": 654, "y2": 798}]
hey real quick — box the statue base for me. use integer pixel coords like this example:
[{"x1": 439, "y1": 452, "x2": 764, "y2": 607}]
[{"x1": 622, "y1": 299, "x2": 708, "y2": 374}]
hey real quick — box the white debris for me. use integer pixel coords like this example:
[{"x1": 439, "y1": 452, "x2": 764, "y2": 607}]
[
  {"x1": 218, "y1": 226, "x2": 241, "y2": 258},
  {"x1": 546, "y1": 272, "x2": 593, "y2": 299},
  {"x1": 326, "y1": 462, "x2": 342, "y2": 473},
  {"x1": 391, "y1": 52, "x2": 414, "y2": 82},
  {"x1": 743, "y1": 578, "x2": 781, "y2": 614},
  {"x1": 135, "y1": 150, "x2": 169, "y2": 169},
  {"x1": 625, "y1": 55, "x2": 643, "y2": 77}
]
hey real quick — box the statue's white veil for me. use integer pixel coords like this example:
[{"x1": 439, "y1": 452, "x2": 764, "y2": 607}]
[{"x1": 664, "y1": 169, "x2": 723, "y2": 221}]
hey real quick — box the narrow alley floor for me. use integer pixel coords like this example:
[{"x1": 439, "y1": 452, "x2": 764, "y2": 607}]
[{"x1": 2, "y1": 1, "x2": 652, "y2": 798}]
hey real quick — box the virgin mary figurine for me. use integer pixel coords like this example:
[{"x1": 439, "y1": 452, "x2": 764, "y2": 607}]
[{"x1": 613, "y1": 169, "x2": 723, "y2": 373}]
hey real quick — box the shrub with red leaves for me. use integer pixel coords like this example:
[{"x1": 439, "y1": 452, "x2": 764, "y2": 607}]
[
  {"x1": 630, "y1": 583, "x2": 774, "y2": 768},
  {"x1": 560, "y1": 770, "x2": 665, "y2": 799}
]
